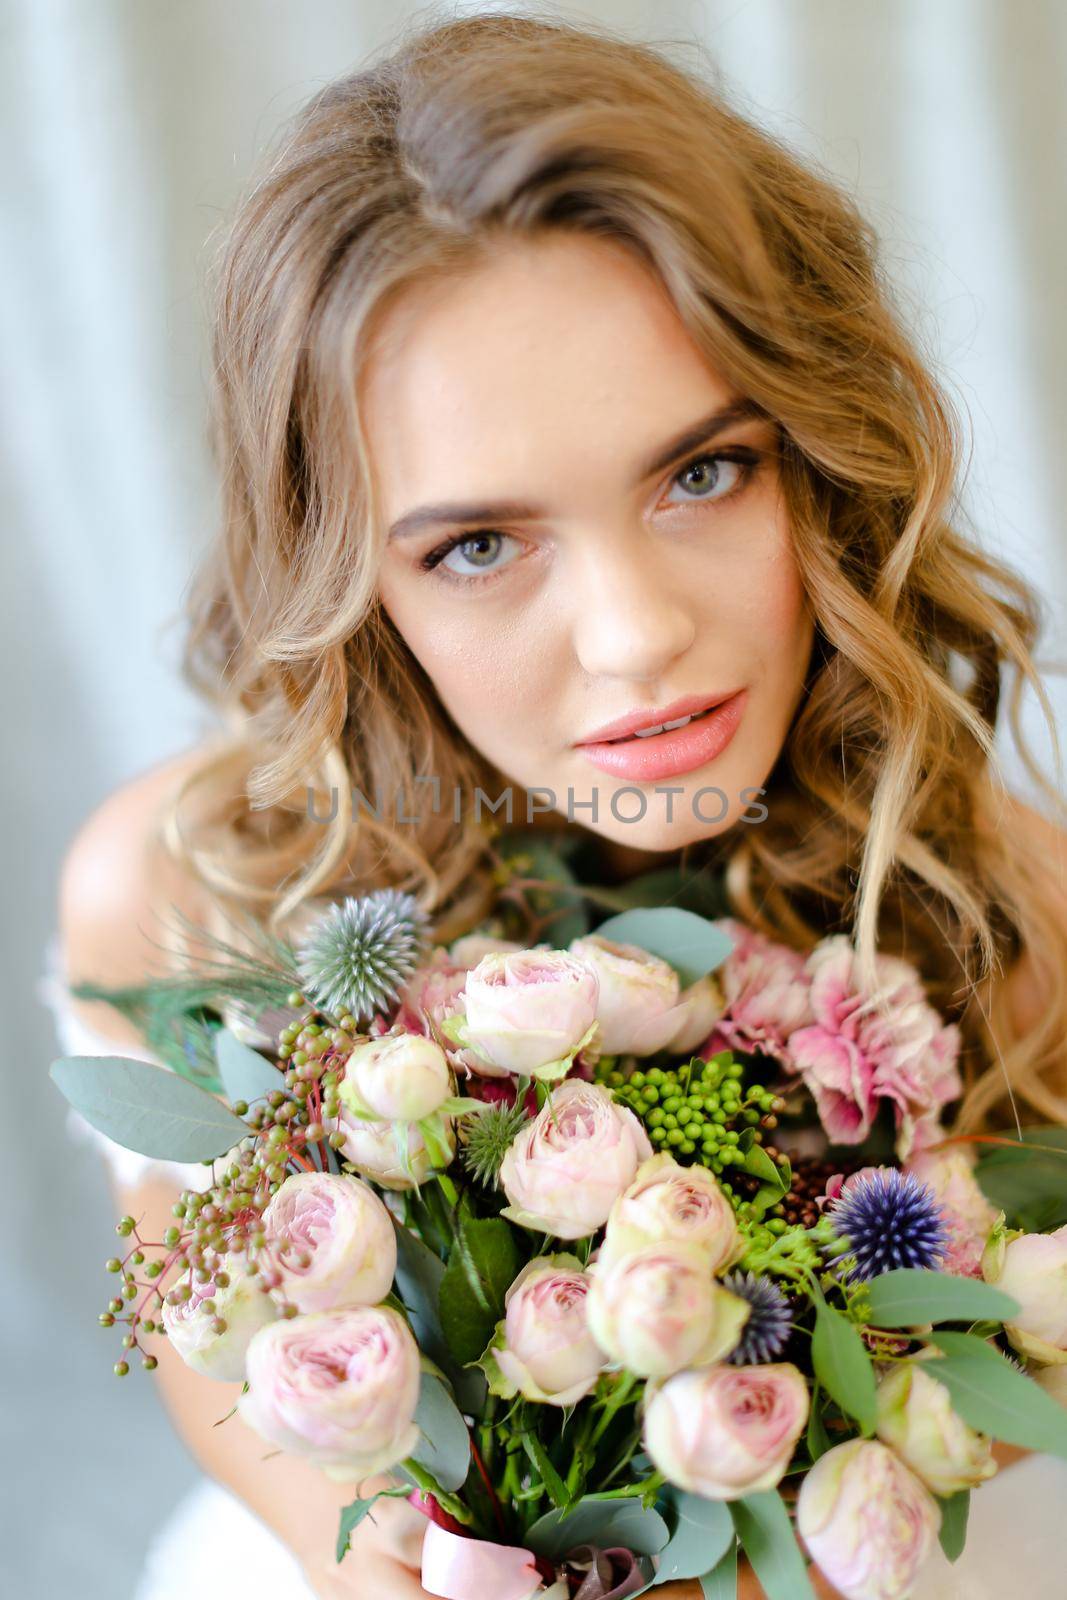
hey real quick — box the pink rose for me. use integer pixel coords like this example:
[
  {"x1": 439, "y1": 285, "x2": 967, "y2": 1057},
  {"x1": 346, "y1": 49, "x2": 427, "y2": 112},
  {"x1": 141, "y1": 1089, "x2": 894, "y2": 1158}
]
[
  {"x1": 455, "y1": 949, "x2": 600, "y2": 1079},
  {"x1": 588, "y1": 1242, "x2": 750, "y2": 1377},
  {"x1": 339, "y1": 1031, "x2": 452, "y2": 1122},
  {"x1": 568, "y1": 935, "x2": 687, "y2": 1056},
  {"x1": 785, "y1": 935, "x2": 961, "y2": 1155},
  {"x1": 984, "y1": 1223, "x2": 1067, "y2": 1364},
  {"x1": 488, "y1": 1254, "x2": 604, "y2": 1406},
  {"x1": 597, "y1": 1153, "x2": 741, "y2": 1275},
  {"x1": 394, "y1": 949, "x2": 492, "y2": 1077},
  {"x1": 162, "y1": 1249, "x2": 279, "y2": 1381},
  {"x1": 906, "y1": 1146, "x2": 998, "y2": 1278},
  {"x1": 698, "y1": 919, "x2": 813, "y2": 1065},
  {"x1": 261, "y1": 1172, "x2": 396, "y2": 1313},
  {"x1": 797, "y1": 1438, "x2": 939, "y2": 1600},
  {"x1": 499, "y1": 1080, "x2": 652, "y2": 1239},
  {"x1": 643, "y1": 1362, "x2": 809, "y2": 1497},
  {"x1": 238, "y1": 1304, "x2": 421, "y2": 1479}
]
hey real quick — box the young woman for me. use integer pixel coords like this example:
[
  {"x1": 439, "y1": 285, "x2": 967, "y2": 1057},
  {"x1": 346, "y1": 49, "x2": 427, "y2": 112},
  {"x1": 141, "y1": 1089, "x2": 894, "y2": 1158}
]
[{"x1": 51, "y1": 13, "x2": 1067, "y2": 1599}]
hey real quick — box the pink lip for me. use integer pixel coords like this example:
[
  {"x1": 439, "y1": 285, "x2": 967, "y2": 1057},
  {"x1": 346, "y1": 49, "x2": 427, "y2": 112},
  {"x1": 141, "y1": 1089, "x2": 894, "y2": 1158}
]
[
  {"x1": 576, "y1": 690, "x2": 742, "y2": 747},
  {"x1": 576, "y1": 689, "x2": 749, "y2": 781}
]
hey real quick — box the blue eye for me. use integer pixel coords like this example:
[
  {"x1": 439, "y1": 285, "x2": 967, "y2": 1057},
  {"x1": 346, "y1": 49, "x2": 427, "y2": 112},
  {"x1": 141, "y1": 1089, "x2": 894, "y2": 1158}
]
[
  {"x1": 435, "y1": 529, "x2": 521, "y2": 578},
  {"x1": 664, "y1": 452, "x2": 750, "y2": 505}
]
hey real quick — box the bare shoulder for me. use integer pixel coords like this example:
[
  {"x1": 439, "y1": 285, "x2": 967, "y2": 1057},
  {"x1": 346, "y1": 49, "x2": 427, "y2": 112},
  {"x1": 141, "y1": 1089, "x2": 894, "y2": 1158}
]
[{"x1": 58, "y1": 741, "x2": 222, "y2": 1047}]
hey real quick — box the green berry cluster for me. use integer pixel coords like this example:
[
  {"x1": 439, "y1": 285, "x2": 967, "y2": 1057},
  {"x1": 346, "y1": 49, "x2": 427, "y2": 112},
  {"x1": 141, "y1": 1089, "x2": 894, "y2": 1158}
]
[{"x1": 595, "y1": 1052, "x2": 786, "y2": 1198}]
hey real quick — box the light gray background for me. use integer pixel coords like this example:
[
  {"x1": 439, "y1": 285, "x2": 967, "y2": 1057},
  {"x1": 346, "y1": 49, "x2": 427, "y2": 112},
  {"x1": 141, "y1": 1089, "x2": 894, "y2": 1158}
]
[{"x1": 5, "y1": 1, "x2": 1065, "y2": 1593}]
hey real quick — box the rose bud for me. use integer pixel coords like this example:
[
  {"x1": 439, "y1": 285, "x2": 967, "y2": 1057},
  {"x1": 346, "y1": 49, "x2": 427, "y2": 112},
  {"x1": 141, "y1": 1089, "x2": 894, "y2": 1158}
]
[
  {"x1": 797, "y1": 1439, "x2": 939, "y2": 1600},
  {"x1": 328, "y1": 1105, "x2": 454, "y2": 1190},
  {"x1": 162, "y1": 1250, "x2": 279, "y2": 1381},
  {"x1": 983, "y1": 1223, "x2": 1067, "y2": 1364},
  {"x1": 588, "y1": 1242, "x2": 749, "y2": 1378},
  {"x1": 238, "y1": 1304, "x2": 421, "y2": 1479},
  {"x1": 597, "y1": 1153, "x2": 741, "y2": 1275},
  {"x1": 568, "y1": 935, "x2": 689, "y2": 1056},
  {"x1": 454, "y1": 949, "x2": 600, "y2": 1079},
  {"x1": 262, "y1": 1172, "x2": 396, "y2": 1313},
  {"x1": 486, "y1": 1255, "x2": 605, "y2": 1406},
  {"x1": 643, "y1": 1362, "x2": 809, "y2": 1498},
  {"x1": 339, "y1": 1031, "x2": 452, "y2": 1123},
  {"x1": 499, "y1": 1079, "x2": 652, "y2": 1239},
  {"x1": 874, "y1": 1360, "x2": 996, "y2": 1495}
]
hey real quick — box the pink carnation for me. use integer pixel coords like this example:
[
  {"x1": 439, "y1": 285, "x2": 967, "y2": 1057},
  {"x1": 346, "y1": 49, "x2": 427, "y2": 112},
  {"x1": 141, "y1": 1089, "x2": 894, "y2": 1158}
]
[
  {"x1": 785, "y1": 936, "x2": 961, "y2": 1156},
  {"x1": 906, "y1": 1146, "x2": 998, "y2": 1277},
  {"x1": 698, "y1": 919, "x2": 814, "y2": 1065}
]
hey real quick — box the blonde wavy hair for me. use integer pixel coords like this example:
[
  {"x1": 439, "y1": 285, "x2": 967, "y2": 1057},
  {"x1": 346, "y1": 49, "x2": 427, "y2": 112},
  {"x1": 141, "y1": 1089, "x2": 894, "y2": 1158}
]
[{"x1": 166, "y1": 11, "x2": 1067, "y2": 1134}]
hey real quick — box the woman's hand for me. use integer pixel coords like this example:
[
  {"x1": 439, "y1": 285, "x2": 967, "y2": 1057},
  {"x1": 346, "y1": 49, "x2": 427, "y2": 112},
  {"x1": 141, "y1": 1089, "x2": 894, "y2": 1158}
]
[{"x1": 302, "y1": 1476, "x2": 433, "y2": 1598}]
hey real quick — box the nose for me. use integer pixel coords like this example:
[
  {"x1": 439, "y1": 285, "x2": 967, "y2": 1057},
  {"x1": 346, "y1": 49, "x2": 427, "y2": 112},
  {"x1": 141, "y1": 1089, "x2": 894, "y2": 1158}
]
[{"x1": 568, "y1": 535, "x2": 697, "y2": 685}]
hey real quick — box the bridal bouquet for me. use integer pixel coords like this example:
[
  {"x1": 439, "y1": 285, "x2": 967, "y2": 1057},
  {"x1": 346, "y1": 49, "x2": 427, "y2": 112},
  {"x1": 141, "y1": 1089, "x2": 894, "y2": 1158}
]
[{"x1": 50, "y1": 833, "x2": 1067, "y2": 1599}]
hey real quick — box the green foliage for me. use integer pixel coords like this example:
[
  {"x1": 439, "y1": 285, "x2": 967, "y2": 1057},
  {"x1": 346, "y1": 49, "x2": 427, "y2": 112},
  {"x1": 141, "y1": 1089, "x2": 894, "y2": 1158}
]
[
  {"x1": 937, "y1": 1490, "x2": 970, "y2": 1563},
  {"x1": 974, "y1": 1127, "x2": 1067, "y2": 1231},
  {"x1": 811, "y1": 1300, "x2": 877, "y2": 1434},
  {"x1": 926, "y1": 1332, "x2": 1067, "y2": 1458},
  {"x1": 524, "y1": 1494, "x2": 670, "y2": 1563},
  {"x1": 335, "y1": 1488, "x2": 411, "y2": 1563},
  {"x1": 49, "y1": 1054, "x2": 248, "y2": 1160},
  {"x1": 654, "y1": 1491, "x2": 734, "y2": 1585},
  {"x1": 408, "y1": 1373, "x2": 471, "y2": 1491},
  {"x1": 730, "y1": 1491, "x2": 816, "y2": 1600},
  {"x1": 438, "y1": 1197, "x2": 521, "y2": 1366},
  {"x1": 214, "y1": 1029, "x2": 285, "y2": 1105},
  {"x1": 865, "y1": 1268, "x2": 1020, "y2": 1327},
  {"x1": 589, "y1": 907, "x2": 733, "y2": 988}
]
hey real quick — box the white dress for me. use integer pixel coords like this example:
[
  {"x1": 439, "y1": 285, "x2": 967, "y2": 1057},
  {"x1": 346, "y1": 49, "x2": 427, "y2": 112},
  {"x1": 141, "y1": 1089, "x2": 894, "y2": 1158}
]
[{"x1": 39, "y1": 935, "x2": 1067, "y2": 1599}]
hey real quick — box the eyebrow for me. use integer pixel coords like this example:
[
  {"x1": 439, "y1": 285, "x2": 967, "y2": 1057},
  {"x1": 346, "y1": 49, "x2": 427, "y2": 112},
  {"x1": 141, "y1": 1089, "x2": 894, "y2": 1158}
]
[{"x1": 385, "y1": 396, "x2": 768, "y2": 542}]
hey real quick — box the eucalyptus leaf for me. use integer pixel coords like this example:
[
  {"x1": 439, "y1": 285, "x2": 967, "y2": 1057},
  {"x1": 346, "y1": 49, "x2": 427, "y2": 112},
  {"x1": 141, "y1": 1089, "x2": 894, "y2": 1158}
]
[
  {"x1": 589, "y1": 907, "x2": 733, "y2": 987},
  {"x1": 50, "y1": 1054, "x2": 248, "y2": 1160},
  {"x1": 654, "y1": 1491, "x2": 733, "y2": 1584},
  {"x1": 408, "y1": 1372, "x2": 471, "y2": 1491},
  {"x1": 525, "y1": 1494, "x2": 670, "y2": 1562},
  {"x1": 936, "y1": 1489, "x2": 970, "y2": 1563},
  {"x1": 926, "y1": 1332, "x2": 1067, "y2": 1459},
  {"x1": 214, "y1": 1029, "x2": 285, "y2": 1105},
  {"x1": 865, "y1": 1269, "x2": 1019, "y2": 1328},
  {"x1": 700, "y1": 1541, "x2": 738, "y2": 1600},
  {"x1": 730, "y1": 1491, "x2": 816, "y2": 1600},
  {"x1": 811, "y1": 1302, "x2": 876, "y2": 1433}
]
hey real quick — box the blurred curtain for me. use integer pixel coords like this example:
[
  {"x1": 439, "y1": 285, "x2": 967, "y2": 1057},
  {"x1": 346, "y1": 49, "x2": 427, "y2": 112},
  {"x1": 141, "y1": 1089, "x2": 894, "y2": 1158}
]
[{"x1": 5, "y1": 2, "x2": 1064, "y2": 1593}]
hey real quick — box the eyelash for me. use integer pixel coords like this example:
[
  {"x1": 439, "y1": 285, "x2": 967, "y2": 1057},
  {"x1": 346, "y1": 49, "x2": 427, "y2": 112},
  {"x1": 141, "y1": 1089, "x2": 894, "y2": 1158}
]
[{"x1": 416, "y1": 446, "x2": 764, "y2": 584}]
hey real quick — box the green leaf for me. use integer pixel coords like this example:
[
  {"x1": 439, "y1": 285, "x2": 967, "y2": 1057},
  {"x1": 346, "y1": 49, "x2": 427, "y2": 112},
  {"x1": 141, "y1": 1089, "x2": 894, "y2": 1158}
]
[
  {"x1": 392, "y1": 1223, "x2": 486, "y2": 1417},
  {"x1": 975, "y1": 1127, "x2": 1067, "y2": 1232},
  {"x1": 409, "y1": 1372, "x2": 471, "y2": 1491},
  {"x1": 811, "y1": 1301, "x2": 877, "y2": 1433},
  {"x1": 496, "y1": 831, "x2": 590, "y2": 944},
  {"x1": 589, "y1": 907, "x2": 734, "y2": 987},
  {"x1": 521, "y1": 1433, "x2": 569, "y2": 1509},
  {"x1": 936, "y1": 1489, "x2": 970, "y2": 1563},
  {"x1": 49, "y1": 1054, "x2": 248, "y2": 1160},
  {"x1": 214, "y1": 1029, "x2": 284, "y2": 1105},
  {"x1": 655, "y1": 1491, "x2": 733, "y2": 1584},
  {"x1": 525, "y1": 1495, "x2": 670, "y2": 1562},
  {"x1": 700, "y1": 1541, "x2": 738, "y2": 1600},
  {"x1": 742, "y1": 1145, "x2": 788, "y2": 1191},
  {"x1": 335, "y1": 1488, "x2": 410, "y2": 1563},
  {"x1": 730, "y1": 1491, "x2": 816, "y2": 1600},
  {"x1": 438, "y1": 1205, "x2": 520, "y2": 1365},
  {"x1": 926, "y1": 1332, "x2": 1067, "y2": 1459},
  {"x1": 865, "y1": 1268, "x2": 1020, "y2": 1327}
]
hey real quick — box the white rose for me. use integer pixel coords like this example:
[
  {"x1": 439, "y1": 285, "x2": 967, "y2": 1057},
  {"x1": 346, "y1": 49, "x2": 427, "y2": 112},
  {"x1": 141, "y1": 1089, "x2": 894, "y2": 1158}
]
[
  {"x1": 340, "y1": 1031, "x2": 451, "y2": 1122},
  {"x1": 162, "y1": 1249, "x2": 279, "y2": 1381},
  {"x1": 875, "y1": 1360, "x2": 996, "y2": 1495},
  {"x1": 587, "y1": 1241, "x2": 749, "y2": 1377}
]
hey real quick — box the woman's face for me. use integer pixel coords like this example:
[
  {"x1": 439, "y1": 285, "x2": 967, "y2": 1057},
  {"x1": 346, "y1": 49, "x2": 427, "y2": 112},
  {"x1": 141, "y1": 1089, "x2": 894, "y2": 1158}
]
[{"x1": 364, "y1": 231, "x2": 815, "y2": 857}]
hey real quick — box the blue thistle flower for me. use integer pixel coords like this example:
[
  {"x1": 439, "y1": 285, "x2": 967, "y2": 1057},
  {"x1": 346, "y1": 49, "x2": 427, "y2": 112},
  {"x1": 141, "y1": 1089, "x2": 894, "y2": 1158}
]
[
  {"x1": 723, "y1": 1271, "x2": 793, "y2": 1364},
  {"x1": 295, "y1": 890, "x2": 430, "y2": 1021},
  {"x1": 828, "y1": 1168, "x2": 948, "y2": 1281}
]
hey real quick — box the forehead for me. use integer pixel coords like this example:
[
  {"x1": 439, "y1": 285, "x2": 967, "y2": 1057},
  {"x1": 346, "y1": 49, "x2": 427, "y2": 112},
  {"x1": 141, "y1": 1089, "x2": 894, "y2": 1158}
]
[{"x1": 358, "y1": 233, "x2": 736, "y2": 508}]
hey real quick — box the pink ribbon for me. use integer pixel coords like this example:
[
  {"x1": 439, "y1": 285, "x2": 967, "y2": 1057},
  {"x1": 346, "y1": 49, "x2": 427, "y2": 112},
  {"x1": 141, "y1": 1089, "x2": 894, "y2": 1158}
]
[
  {"x1": 421, "y1": 1522, "x2": 553, "y2": 1600},
  {"x1": 421, "y1": 1523, "x2": 652, "y2": 1600}
]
